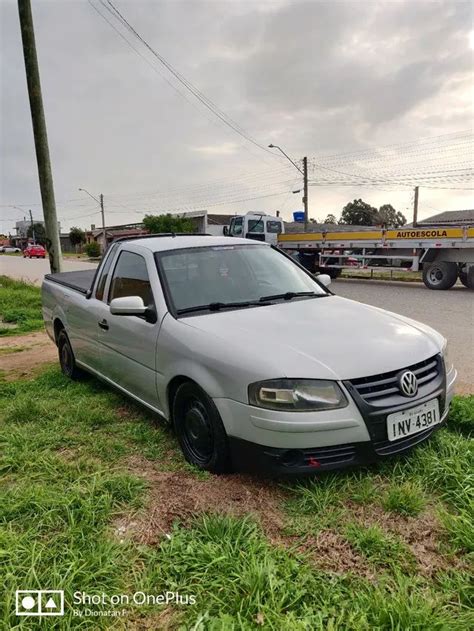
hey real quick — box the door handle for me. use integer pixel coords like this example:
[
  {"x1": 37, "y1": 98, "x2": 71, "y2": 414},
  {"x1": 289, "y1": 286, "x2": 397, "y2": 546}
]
[{"x1": 98, "y1": 319, "x2": 109, "y2": 331}]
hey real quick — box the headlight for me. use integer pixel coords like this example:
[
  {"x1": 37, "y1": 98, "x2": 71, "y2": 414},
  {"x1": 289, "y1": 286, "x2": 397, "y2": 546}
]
[
  {"x1": 248, "y1": 379, "x2": 348, "y2": 412},
  {"x1": 442, "y1": 341, "x2": 453, "y2": 372}
]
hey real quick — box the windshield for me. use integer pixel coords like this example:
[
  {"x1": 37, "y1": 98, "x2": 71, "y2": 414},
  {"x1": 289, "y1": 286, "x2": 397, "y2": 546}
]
[{"x1": 157, "y1": 244, "x2": 328, "y2": 315}]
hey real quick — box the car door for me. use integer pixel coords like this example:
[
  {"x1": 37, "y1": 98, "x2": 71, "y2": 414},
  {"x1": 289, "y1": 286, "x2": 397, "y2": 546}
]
[
  {"x1": 66, "y1": 243, "x2": 119, "y2": 371},
  {"x1": 98, "y1": 247, "x2": 163, "y2": 411}
]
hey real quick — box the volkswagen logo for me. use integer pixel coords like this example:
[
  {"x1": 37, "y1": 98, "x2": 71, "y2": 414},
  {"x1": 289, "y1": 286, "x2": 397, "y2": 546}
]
[{"x1": 398, "y1": 370, "x2": 418, "y2": 397}]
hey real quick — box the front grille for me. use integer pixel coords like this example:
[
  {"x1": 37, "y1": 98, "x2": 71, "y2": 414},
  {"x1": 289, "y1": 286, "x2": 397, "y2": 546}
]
[
  {"x1": 349, "y1": 354, "x2": 440, "y2": 404},
  {"x1": 301, "y1": 444, "x2": 356, "y2": 467},
  {"x1": 263, "y1": 444, "x2": 356, "y2": 468}
]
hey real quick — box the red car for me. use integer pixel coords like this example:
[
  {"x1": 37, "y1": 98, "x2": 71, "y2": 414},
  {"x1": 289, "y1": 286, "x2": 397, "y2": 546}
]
[{"x1": 23, "y1": 244, "x2": 46, "y2": 259}]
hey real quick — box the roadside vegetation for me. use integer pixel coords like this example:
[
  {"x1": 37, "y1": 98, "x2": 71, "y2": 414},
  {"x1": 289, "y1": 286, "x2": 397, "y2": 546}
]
[
  {"x1": 0, "y1": 275, "x2": 43, "y2": 336},
  {"x1": 1, "y1": 367, "x2": 473, "y2": 629}
]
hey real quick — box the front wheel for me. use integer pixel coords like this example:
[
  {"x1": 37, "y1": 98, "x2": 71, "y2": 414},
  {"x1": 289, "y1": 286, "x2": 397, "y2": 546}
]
[
  {"x1": 422, "y1": 261, "x2": 458, "y2": 290},
  {"x1": 173, "y1": 382, "x2": 231, "y2": 473},
  {"x1": 57, "y1": 330, "x2": 84, "y2": 380}
]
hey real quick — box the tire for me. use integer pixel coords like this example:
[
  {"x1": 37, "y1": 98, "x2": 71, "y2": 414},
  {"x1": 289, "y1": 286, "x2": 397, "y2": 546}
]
[
  {"x1": 422, "y1": 261, "x2": 458, "y2": 290},
  {"x1": 57, "y1": 330, "x2": 84, "y2": 380},
  {"x1": 459, "y1": 266, "x2": 474, "y2": 289},
  {"x1": 326, "y1": 268, "x2": 341, "y2": 280},
  {"x1": 172, "y1": 381, "x2": 231, "y2": 473}
]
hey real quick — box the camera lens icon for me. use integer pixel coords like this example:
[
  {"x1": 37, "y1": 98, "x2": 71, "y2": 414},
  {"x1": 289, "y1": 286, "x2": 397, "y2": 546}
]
[{"x1": 21, "y1": 595, "x2": 37, "y2": 610}]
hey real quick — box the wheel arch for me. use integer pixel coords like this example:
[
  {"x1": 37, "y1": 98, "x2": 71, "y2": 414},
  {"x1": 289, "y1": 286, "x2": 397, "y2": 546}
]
[
  {"x1": 167, "y1": 375, "x2": 200, "y2": 424},
  {"x1": 53, "y1": 317, "x2": 66, "y2": 344}
]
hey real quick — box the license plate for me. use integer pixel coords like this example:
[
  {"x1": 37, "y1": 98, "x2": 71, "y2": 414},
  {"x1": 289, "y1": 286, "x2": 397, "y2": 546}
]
[{"x1": 387, "y1": 399, "x2": 440, "y2": 442}]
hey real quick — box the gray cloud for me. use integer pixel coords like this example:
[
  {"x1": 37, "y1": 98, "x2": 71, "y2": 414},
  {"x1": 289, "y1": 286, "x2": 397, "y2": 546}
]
[{"x1": 1, "y1": 0, "x2": 473, "y2": 234}]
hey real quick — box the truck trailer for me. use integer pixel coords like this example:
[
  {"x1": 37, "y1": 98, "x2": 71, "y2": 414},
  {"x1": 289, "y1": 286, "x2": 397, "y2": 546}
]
[{"x1": 277, "y1": 225, "x2": 474, "y2": 290}]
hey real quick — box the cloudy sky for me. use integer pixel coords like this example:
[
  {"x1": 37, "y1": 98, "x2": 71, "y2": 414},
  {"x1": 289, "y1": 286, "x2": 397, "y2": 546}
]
[{"x1": 1, "y1": 0, "x2": 473, "y2": 235}]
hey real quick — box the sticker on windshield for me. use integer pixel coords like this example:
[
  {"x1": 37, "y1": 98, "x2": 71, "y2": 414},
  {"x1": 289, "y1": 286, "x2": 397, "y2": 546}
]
[{"x1": 211, "y1": 246, "x2": 235, "y2": 251}]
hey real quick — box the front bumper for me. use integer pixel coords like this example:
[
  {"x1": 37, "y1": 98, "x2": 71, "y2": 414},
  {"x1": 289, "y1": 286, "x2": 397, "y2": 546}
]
[
  {"x1": 214, "y1": 362, "x2": 456, "y2": 476},
  {"x1": 228, "y1": 406, "x2": 449, "y2": 475}
]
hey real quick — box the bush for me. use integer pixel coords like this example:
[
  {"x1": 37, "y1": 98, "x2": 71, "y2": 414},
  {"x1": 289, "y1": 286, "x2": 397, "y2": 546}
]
[{"x1": 84, "y1": 241, "x2": 101, "y2": 258}]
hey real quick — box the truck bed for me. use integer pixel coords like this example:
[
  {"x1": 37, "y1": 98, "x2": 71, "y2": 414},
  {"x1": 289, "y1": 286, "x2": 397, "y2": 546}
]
[{"x1": 44, "y1": 269, "x2": 96, "y2": 295}]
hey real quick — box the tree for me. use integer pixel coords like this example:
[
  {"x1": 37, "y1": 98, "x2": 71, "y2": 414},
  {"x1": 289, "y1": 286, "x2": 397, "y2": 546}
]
[
  {"x1": 339, "y1": 199, "x2": 378, "y2": 226},
  {"x1": 323, "y1": 213, "x2": 338, "y2": 224},
  {"x1": 375, "y1": 204, "x2": 407, "y2": 228},
  {"x1": 84, "y1": 241, "x2": 101, "y2": 258},
  {"x1": 143, "y1": 213, "x2": 194, "y2": 234},
  {"x1": 69, "y1": 227, "x2": 86, "y2": 252},
  {"x1": 27, "y1": 222, "x2": 46, "y2": 244}
]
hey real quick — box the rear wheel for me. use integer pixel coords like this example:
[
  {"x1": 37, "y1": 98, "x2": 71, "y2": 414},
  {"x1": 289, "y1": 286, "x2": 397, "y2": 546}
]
[
  {"x1": 172, "y1": 381, "x2": 231, "y2": 473},
  {"x1": 459, "y1": 265, "x2": 474, "y2": 289},
  {"x1": 57, "y1": 330, "x2": 84, "y2": 380},
  {"x1": 422, "y1": 261, "x2": 458, "y2": 290}
]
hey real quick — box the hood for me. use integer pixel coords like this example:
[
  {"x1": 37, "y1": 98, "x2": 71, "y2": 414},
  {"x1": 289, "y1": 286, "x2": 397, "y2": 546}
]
[{"x1": 182, "y1": 295, "x2": 443, "y2": 380}]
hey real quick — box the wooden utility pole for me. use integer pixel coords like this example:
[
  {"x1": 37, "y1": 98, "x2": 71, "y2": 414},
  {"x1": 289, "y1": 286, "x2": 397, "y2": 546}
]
[
  {"x1": 413, "y1": 186, "x2": 419, "y2": 227},
  {"x1": 303, "y1": 156, "x2": 309, "y2": 231},
  {"x1": 100, "y1": 194, "x2": 107, "y2": 251},
  {"x1": 18, "y1": 0, "x2": 62, "y2": 272},
  {"x1": 28, "y1": 209, "x2": 36, "y2": 244}
]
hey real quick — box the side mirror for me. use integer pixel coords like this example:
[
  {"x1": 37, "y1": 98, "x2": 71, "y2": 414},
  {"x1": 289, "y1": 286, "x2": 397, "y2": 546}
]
[
  {"x1": 110, "y1": 296, "x2": 147, "y2": 316},
  {"x1": 223, "y1": 226, "x2": 229, "y2": 236},
  {"x1": 317, "y1": 274, "x2": 332, "y2": 288}
]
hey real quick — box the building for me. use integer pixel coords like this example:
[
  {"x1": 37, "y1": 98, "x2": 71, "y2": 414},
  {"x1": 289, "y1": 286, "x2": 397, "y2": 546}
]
[
  {"x1": 86, "y1": 223, "x2": 148, "y2": 249},
  {"x1": 12, "y1": 218, "x2": 61, "y2": 248},
  {"x1": 415, "y1": 209, "x2": 474, "y2": 226},
  {"x1": 284, "y1": 222, "x2": 380, "y2": 233}
]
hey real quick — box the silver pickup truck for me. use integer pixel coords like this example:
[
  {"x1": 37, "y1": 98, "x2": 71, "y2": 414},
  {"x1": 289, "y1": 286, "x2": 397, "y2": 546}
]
[{"x1": 42, "y1": 234, "x2": 456, "y2": 475}]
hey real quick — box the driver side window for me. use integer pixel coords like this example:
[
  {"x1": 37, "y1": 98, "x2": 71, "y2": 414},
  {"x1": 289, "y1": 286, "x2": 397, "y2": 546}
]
[
  {"x1": 108, "y1": 251, "x2": 154, "y2": 307},
  {"x1": 229, "y1": 216, "x2": 243, "y2": 236}
]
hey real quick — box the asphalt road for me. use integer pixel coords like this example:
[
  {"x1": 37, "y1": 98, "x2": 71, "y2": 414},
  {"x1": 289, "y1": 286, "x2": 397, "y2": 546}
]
[
  {"x1": 333, "y1": 278, "x2": 473, "y2": 393},
  {"x1": 1, "y1": 256, "x2": 472, "y2": 392},
  {"x1": 0, "y1": 254, "x2": 98, "y2": 285}
]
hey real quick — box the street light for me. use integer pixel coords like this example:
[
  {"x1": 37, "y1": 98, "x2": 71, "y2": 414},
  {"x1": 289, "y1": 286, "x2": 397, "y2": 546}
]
[
  {"x1": 78, "y1": 188, "x2": 106, "y2": 252},
  {"x1": 78, "y1": 187, "x2": 100, "y2": 204},
  {"x1": 268, "y1": 144, "x2": 303, "y2": 174}
]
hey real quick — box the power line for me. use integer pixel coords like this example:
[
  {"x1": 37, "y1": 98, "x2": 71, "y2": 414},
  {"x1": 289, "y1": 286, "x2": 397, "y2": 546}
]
[{"x1": 94, "y1": 0, "x2": 277, "y2": 159}]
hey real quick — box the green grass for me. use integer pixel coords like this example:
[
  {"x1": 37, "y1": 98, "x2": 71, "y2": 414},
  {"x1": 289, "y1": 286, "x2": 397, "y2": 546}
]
[
  {"x1": 381, "y1": 481, "x2": 426, "y2": 516},
  {"x1": 0, "y1": 275, "x2": 43, "y2": 336},
  {"x1": 448, "y1": 395, "x2": 474, "y2": 437},
  {"x1": 1, "y1": 369, "x2": 473, "y2": 629},
  {"x1": 344, "y1": 523, "x2": 415, "y2": 570}
]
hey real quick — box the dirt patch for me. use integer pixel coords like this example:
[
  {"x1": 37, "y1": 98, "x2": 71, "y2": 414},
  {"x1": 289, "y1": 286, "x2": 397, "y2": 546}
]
[
  {"x1": 116, "y1": 457, "x2": 288, "y2": 545},
  {"x1": 346, "y1": 501, "x2": 464, "y2": 577},
  {"x1": 121, "y1": 608, "x2": 178, "y2": 630},
  {"x1": 298, "y1": 530, "x2": 375, "y2": 579},
  {"x1": 114, "y1": 457, "x2": 375, "y2": 578},
  {"x1": 0, "y1": 331, "x2": 57, "y2": 380}
]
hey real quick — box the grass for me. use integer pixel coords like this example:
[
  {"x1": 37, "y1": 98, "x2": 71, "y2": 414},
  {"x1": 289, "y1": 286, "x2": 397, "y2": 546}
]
[
  {"x1": 381, "y1": 481, "x2": 426, "y2": 516},
  {"x1": 345, "y1": 522, "x2": 414, "y2": 569},
  {"x1": 1, "y1": 368, "x2": 473, "y2": 629},
  {"x1": 0, "y1": 275, "x2": 43, "y2": 336},
  {"x1": 341, "y1": 269, "x2": 423, "y2": 282}
]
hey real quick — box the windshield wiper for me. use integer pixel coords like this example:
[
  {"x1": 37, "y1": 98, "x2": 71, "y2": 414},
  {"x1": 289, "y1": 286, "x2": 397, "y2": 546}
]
[
  {"x1": 259, "y1": 291, "x2": 323, "y2": 302},
  {"x1": 176, "y1": 300, "x2": 271, "y2": 315}
]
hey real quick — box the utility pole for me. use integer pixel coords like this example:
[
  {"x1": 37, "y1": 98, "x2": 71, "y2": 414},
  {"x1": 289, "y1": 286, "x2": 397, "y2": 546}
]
[
  {"x1": 100, "y1": 194, "x2": 106, "y2": 252},
  {"x1": 303, "y1": 156, "x2": 309, "y2": 231},
  {"x1": 18, "y1": 0, "x2": 62, "y2": 272},
  {"x1": 78, "y1": 188, "x2": 107, "y2": 252},
  {"x1": 28, "y1": 209, "x2": 36, "y2": 244},
  {"x1": 413, "y1": 186, "x2": 419, "y2": 227}
]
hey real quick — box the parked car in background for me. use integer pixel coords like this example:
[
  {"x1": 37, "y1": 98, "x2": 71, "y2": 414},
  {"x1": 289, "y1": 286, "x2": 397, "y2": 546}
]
[
  {"x1": 0, "y1": 246, "x2": 21, "y2": 253},
  {"x1": 23, "y1": 244, "x2": 46, "y2": 258}
]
